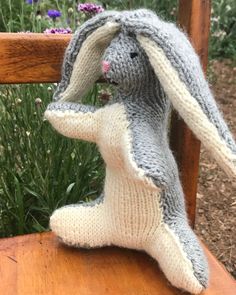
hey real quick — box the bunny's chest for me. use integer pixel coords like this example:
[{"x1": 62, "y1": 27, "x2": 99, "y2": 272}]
[{"x1": 98, "y1": 103, "x2": 131, "y2": 168}]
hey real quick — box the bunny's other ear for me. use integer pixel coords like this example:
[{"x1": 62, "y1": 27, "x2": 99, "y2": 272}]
[
  {"x1": 53, "y1": 11, "x2": 120, "y2": 102},
  {"x1": 125, "y1": 13, "x2": 236, "y2": 179}
]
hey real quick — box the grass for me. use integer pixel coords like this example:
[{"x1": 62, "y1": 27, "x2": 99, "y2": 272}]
[
  {"x1": 0, "y1": 84, "x2": 105, "y2": 237},
  {"x1": 0, "y1": 0, "x2": 235, "y2": 238}
]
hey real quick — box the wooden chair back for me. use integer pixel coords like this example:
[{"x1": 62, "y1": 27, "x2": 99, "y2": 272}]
[{"x1": 0, "y1": 0, "x2": 211, "y2": 226}]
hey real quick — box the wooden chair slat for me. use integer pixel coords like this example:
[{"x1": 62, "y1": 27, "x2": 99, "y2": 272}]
[
  {"x1": 170, "y1": 0, "x2": 211, "y2": 227},
  {"x1": 0, "y1": 33, "x2": 71, "y2": 84},
  {"x1": 0, "y1": 232, "x2": 235, "y2": 295}
]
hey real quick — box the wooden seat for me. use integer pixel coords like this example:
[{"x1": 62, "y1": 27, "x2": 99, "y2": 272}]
[
  {"x1": 0, "y1": 0, "x2": 235, "y2": 294},
  {"x1": 0, "y1": 232, "x2": 235, "y2": 295}
]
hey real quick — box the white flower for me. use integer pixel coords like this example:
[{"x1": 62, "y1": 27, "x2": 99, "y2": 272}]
[
  {"x1": 170, "y1": 7, "x2": 176, "y2": 16},
  {"x1": 211, "y1": 16, "x2": 220, "y2": 23},
  {"x1": 26, "y1": 131, "x2": 30, "y2": 137},
  {"x1": 35, "y1": 97, "x2": 42, "y2": 106},
  {"x1": 212, "y1": 30, "x2": 226, "y2": 39}
]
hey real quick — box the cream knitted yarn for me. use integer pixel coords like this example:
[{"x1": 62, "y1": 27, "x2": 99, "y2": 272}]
[
  {"x1": 44, "y1": 9, "x2": 236, "y2": 295},
  {"x1": 45, "y1": 103, "x2": 203, "y2": 294}
]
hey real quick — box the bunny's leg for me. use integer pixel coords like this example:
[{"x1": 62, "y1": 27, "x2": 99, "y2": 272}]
[
  {"x1": 44, "y1": 102, "x2": 101, "y2": 142},
  {"x1": 50, "y1": 195, "x2": 110, "y2": 248},
  {"x1": 146, "y1": 218, "x2": 208, "y2": 294}
]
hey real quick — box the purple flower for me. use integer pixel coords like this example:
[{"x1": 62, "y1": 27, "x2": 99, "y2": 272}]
[
  {"x1": 47, "y1": 10, "x2": 62, "y2": 19},
  {"x1": 44, "y1": 28, "x2": 72, "y2": 34},
  {"x1": 78, "y1": 3, "x2": 104, "y2": 14},
  {"x1": 26, "y1": 0, "x2": 39, "y2": 4}
]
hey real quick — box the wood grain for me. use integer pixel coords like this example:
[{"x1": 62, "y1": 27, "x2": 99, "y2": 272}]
[
  {"x1": 0, "y1": 232, "x2": 235, "y2": 295},
  {"x1": 170, "y1": 0, "x2": 211, "y2": 227},
  {"x1": 0, "y1": 33, "x2": 71, "y2": 84}
]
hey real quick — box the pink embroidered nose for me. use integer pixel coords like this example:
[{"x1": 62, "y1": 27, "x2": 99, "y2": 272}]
[{"x1": 102, "y1": 61, "x2": 110, "y2": 74}]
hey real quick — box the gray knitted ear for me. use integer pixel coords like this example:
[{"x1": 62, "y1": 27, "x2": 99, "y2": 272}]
[
  {"x1": 124, "y1": 13, "x2": 236, "y2": 178},
  {"x1": 53, "y1": 11, "x2": 120, "y2": 102}
]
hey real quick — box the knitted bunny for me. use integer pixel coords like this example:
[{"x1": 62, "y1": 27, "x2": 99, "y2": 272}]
[{"x1": 44, "y1": 9, "x2": 236, "y2": 294}]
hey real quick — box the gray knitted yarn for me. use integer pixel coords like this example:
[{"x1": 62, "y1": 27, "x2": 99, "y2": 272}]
[{"x1": 102, "y1": 33, "x2": 208, "y2": 286}]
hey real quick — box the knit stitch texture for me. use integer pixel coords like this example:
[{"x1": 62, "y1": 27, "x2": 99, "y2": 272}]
[{"x1": 44, "y1": 9, "x2": 236, "y2": 294}]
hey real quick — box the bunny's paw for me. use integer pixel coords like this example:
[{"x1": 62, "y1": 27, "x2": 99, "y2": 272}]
[{"x1": 50, "y1": 200, "x2": 110, "y2": 248}]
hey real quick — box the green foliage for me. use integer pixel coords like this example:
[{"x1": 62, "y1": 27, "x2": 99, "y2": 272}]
[
  {"x1": 210, "y1": 0, "x2": 236, "y2": 60},
  {"x1": 0, "y1": 85, "x2": 104, "y2": 236},
  {"x1": 0, "y1": 0, "x2": 235, "y2": 237},
  {"x1": 103, "y1": 0, "x2": 177, "y2": 20},
  {"x1": 0, "y1": 0, "x2": 79, "y2": 32},
  {"x1": 0, "y1": 84, "x2": 105, "y2": 237},
  {"x1": 0, "y1": 0, "x2": 177, "y2": 33}
]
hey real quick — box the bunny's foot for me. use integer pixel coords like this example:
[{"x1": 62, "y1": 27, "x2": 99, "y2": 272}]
[
  {"x1": 50, "y1": 196, "x2": 110, "y2": 248},
  {"x1": 146, "y1": 221, "x2": 208, "y2": 294}
]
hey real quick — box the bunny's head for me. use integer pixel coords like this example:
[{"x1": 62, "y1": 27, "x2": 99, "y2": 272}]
[
  {"x1": 53, "y1": 9, "x2": 236, "y2": 179},
  {"x1": 101, "y1": 32, "x2": 154, "y2": 93}
]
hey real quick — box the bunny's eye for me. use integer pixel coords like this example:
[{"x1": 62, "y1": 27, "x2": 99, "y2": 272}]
[{"x1": 130, "y1": 52, "x2": 138, "y2": 59}]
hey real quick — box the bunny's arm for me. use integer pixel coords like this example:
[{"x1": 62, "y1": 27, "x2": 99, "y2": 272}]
[{"x1": 44, "y1": 102, "x2": 101, "y2": 143}]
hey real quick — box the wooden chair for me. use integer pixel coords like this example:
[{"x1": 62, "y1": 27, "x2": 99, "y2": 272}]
[{"x1": 0, "y1": 1, "x2": 235, "y2": 294}]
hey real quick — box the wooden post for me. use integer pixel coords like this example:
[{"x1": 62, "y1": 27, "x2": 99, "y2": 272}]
[{"x1": 170, "y1": 0, "x2": 211, "y2": 227}]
